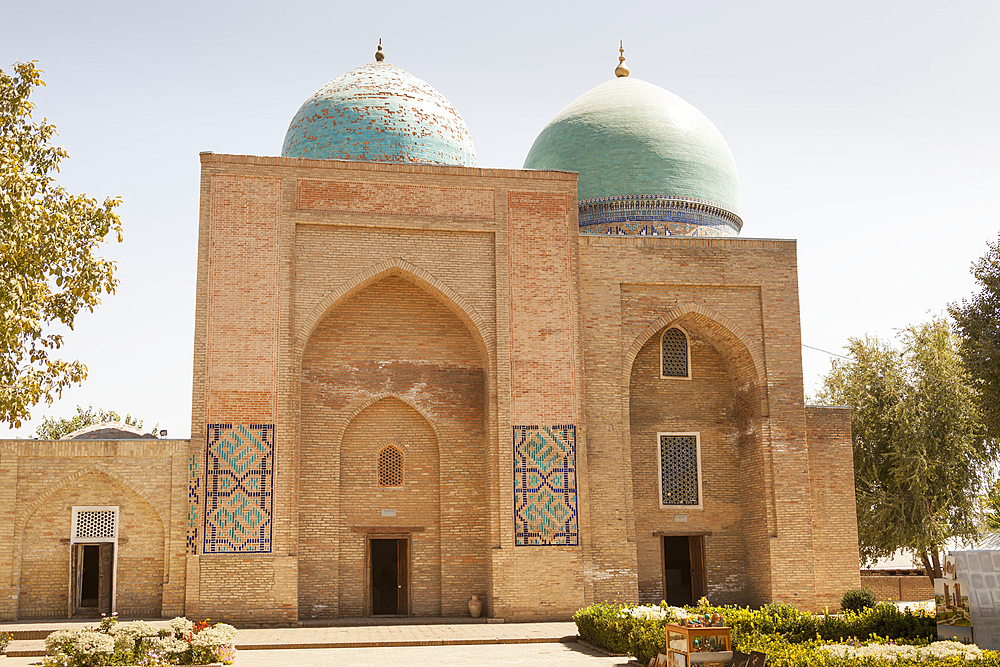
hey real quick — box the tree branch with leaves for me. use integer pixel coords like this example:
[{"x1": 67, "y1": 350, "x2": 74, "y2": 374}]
[
  {"x1": 815, "y1": 318, "x2": 992, "y2": 582},
  {"x1": 1, "y1": 61, "x2": 122, "y2": 427}
]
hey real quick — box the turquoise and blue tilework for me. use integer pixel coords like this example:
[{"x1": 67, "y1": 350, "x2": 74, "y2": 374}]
[
  {"x1": 203, "y1": 424, "x2": 274, "y2": 554},
  {"x1": 514, "y1": 425, "x2": 579, "y2": 546},
  {"x1": 282, "y1": 62, "x2": 476, "y2": 167},
  {"x1": 578, "y1": 194, "x2": 740, "y2": 237},
  {"x1": 186, "y1": 453, "x2": 200, "y2": 554}
]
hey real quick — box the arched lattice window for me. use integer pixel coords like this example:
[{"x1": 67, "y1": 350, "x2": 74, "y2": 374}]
[
  {"x1": 378, "y1": 446, "x2": 403, "y2": 487},
  {"x1": 661, "y1": 327, "x2": 690, "y2": 378}
]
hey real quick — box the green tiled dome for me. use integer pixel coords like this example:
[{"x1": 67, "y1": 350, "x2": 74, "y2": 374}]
[{"x1": 524, "y1": 76, "x2": 742, "y2": 235}]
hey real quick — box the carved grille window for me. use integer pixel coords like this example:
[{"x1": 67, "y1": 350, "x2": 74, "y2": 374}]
[
  {"x1": 661, "y1": 328, "x2": 690, "y2": 378},
  {"x1": 659, "y1": 434, "x2": 700, "y2": 506},
  {"x1": 378, "y1": 446, "x2": 403, "y2": 487},
  {"x1": 72, "y1": 508, "x2": 117, "y2": 541}
]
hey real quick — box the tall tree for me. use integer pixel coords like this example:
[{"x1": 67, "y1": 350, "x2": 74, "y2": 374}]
[
  {"x1": 815, "y1": 318, "x2": 991, "y2": 582},
  {"x1": 950, "y1": 234, "x2": 1000, "y2": 442},
  {"x1": 0, "y1": 62, "x2": 122, "y2": 428},
  {"x1": 35, "y1": 404, "x2": 158, "y2": 440}
]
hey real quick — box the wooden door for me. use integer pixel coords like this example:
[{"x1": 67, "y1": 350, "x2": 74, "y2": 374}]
[
  {"x1": 689, "y1": 535, "x2": 706, "y2": 601},
  {"x1": 396, "y1": 539, "x2": 408, "y2": 615},
  {"x1": 98, "y1": 543, "x2": 114, "y2": 614}
]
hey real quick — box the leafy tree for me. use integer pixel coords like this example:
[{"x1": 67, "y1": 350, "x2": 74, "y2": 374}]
[
  {"x1": 983, "y1": 482, "x2": 1000, "y2": 532},
  {"x1": 815, "y1": 318, "x2": 992, "y2": 582},
  {"x1": 1, "y1": 61, "x2": 122, "y2": 428},
  {"x1": 35, "y1": 404, "x2": 158, "y2": 440},
  {"x1": 950, "y1": 234, "x2": 1000, "y2": 442}
]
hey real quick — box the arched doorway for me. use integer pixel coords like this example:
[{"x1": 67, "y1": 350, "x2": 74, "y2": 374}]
[
  {"x1": 626, "y1": 311, "x2": 764, "y2": 606},
  {"x1": 18, "y1": 471, "x2": 164, "y2": 619},
  {"x1": 298, "y1": 274, "x2": 488, "y2": 618}
]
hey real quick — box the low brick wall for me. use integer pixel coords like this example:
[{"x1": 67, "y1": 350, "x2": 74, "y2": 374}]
[{"x1": 861, "y1": 574, "x2": 934, "y2": 601}]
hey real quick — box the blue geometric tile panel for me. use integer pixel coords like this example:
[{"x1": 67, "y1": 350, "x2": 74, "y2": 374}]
[
  {"x1": 186, "y1": 452, "x2": 200, "y2": 554},
  {"x1": 203, "y1": 423, "x2": 275, "y2": 553},
  {"x1": 514, "y1": 425, "x2": 579, "y2": 546}
]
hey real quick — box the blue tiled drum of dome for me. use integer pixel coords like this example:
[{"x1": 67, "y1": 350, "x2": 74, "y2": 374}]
[
  {"x1": 578, "y1": 194, "x2": 741, "y2": 236},
  {"x1": 282, "y1": 61, "x2": 476, "y2": 166}
]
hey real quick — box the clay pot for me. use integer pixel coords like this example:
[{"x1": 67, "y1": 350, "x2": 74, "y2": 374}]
[{"x1": 469, "y1": 594, "x2": 483, "y2": 618}]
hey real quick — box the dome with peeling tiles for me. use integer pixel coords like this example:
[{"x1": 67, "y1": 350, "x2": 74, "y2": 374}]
[
  {"x1": 524, "y1": 74, "x2": 742, "y2": 237},
  {"x1": 282, "y1": 61, "x2": 477, "y2": 166}
]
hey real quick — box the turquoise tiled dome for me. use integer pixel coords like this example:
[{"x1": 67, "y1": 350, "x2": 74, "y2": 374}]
[
  {"x1": 282, "y1": 61, "x2": 476, "y2": 166},
  {"x1": 524, "y1": 76, "x2": 742, "y2": 236}
]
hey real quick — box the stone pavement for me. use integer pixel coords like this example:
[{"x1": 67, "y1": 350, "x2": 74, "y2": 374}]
[
  {"x1": 2, "y1": 620, "x2": 609, "y2": 665},
  {"x1": 3, "y1": 642, "x2": 627, "y2": 667}
]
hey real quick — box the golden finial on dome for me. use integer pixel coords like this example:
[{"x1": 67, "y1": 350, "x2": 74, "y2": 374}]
[
  {"x1": 375, "y1": 39, "x2": 385, "y2": 62},
  {"x1": 615, "y1": 40, "x2": 630, "y2": 78}
]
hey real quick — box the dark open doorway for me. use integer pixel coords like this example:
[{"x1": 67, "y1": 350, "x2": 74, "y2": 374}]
[
  {"x1": 370, "y1": 538, "x2": 408, "y2": 615},
  {"x1": 73, "y1": 543, "x2": 114, "y2": 617},
  {"x1": 662, "y1": 535, "x2": 706, "y2": 606}
]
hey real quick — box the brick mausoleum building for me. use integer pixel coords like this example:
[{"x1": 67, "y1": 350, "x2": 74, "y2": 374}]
[{"x1": 0, "y1": 45, "x2": 861, "y2": 622}]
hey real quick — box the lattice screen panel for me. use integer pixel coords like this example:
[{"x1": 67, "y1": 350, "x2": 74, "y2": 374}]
[
  {"x1": 378, "y1": 446, "x2": 403, "y2": 487},
  {"x1": 662, "y1": 328, "x2": 689, "y2": 377},
  {"x1": 73, "y1": 509, "x2": 117, "y2": 540},
  {"x1": 660, "y1": 434, "x2": 699, "y2": 506}
]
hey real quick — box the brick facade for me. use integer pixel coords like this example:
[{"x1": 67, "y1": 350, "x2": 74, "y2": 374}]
[
  {"x1": 0, "y1": 152, "x2": 859, "y2": 621},
  {"x1": 861, "y1": 574, "x2": 934, "y2": 602},
  {"x1": 0, "y1": 440, "x2": 187, "y2": 620}
]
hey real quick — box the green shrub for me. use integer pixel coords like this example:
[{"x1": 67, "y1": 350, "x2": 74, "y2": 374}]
[
  {"x1": 574, "y1": 600, "x2": 938, "y2": 663},
  {"x1": 841, "y1": 585, "x2": 878, "y2": 612},
  {"x1": 0, "y1": 631, "x2": 10, "y2": 654},
  {"x1": 628, "y1": 620, "x2": 667, "y2": 666},
  {"x1": 815, "y1": 604, "x2": 936, "y2": 644},
  {"x1": 573, "y1": 603, "x2": 634, "y2": 655}
]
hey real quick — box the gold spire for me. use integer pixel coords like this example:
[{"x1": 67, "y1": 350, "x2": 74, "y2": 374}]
[
  {"x1": 615, "y1": 40, "x2": 630, "y2": 78},
  {"x1": 375, "y1": 39, "x2": 385, "y2": 62}
]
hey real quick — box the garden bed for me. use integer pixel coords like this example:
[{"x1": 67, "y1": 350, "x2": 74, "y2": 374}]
[
  {"x1": 40, "y1": 614, "x2": 236, "y2": 666},
  {"x1": 573, "y1": 599, "x2": 995, "y2": 666}
]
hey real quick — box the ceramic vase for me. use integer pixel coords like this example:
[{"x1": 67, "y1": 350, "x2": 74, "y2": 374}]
[{"x1": 469, "y1": 594, "x2": 483, "y2": 618}]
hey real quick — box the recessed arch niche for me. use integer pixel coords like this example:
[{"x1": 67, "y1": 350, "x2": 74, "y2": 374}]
[
  {"x1": 626, "y1": 311, "x2": 766, "y2": 606},
  {"x1": 297, "y1": 273, "x2": 488, "y2": 619}
]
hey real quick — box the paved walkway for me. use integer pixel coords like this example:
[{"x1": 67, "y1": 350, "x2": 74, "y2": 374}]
[
  {"x1": 3, "y1": 640, "x2": 627, "y2": 667},
  {"x1": 2, "y1": 620, "x2": 589, "y2": 662}
]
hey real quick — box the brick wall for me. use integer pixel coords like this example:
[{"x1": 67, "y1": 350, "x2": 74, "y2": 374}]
[
  {"x1": 0, "y1": 439, "x2": 187, "y2": 621},
  {"x1": 298, "y1": 276, "x2": 487, "y2": 618},
  {"x1": 806, "y1": 406, "x2": 861, "y2": 608},
  {"x1": 578, "y1": 235, "x2": 829, "y2": 610},
  {"x1": 630, "y1": 328, "x2": 748, "y2": 605},
  {"x1": 185, "y1": 153, "x2": 858, "y2": 620},
  {"x1": 861, "y1": 574, "x2": 934, "y2": 602}
]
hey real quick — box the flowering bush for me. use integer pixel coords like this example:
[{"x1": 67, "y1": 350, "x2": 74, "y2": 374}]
[
  {"x1": 0, "y1": 630, "x2": 11, "y2": 654},
  {"x1": 575, "y1": 599, "x2": 995, "y2": 666},
  {"x1": 42, "y1": 614, "x2": 237, "y2": 666},
  {"x1": 820, "y1": 639, "x2": 984, "y2": 660}
]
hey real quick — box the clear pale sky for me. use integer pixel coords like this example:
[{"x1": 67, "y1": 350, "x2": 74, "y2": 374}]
[{"x1": 2, "y1": 0, "x2": 998, "y2": 438}]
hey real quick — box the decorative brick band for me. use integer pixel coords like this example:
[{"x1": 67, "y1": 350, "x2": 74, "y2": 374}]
[
  {"x1": 578, "y1": 194, "x2": 742, "y2": 236},
  {"x1": 514, "y1": 425, "x2": 579, "y2": 546},
  {"x1": 203, "y1": 424, "x2": 275, "y2": 554},
  {"x1": 297, "y1": 179, "x2": 495, "y2": 220}
]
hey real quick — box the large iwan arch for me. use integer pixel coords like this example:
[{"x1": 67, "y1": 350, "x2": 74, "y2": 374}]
[{"x1": 297, "y1": 272, "x2": 488, "y2": 619}]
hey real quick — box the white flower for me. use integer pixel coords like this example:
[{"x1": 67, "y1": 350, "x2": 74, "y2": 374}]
[
  {"x1": 73, "y1": 631, "x2": 115, "y2": 655},
  {"x1": 125, "y1": 620, "x2": 162, "y2": 638},
  {"x1": 819, "y1": 640, "x2": 983, "y2": 661},
  {"x1": 626, "y1": 605, "x2": 669, "y2": 620},
  {"x1": 44, "y1": 629, "x2": 80, "y2": 654},
  {"x1": 154, "y1": 636, "x2": 190, "y2": 655},
  {"x1": 190, "y1": 623, "x2": 238, "y2": 648},
  {"x1": 168, "y1": 616, "x2": 194, "y2": 637}
]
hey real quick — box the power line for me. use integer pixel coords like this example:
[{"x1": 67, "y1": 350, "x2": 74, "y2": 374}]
[{"x1": 802, "y1": 343, "x2": 850, "y2": 360}]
